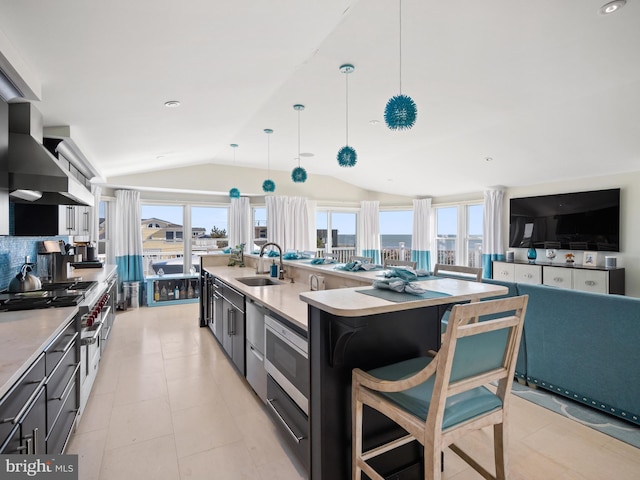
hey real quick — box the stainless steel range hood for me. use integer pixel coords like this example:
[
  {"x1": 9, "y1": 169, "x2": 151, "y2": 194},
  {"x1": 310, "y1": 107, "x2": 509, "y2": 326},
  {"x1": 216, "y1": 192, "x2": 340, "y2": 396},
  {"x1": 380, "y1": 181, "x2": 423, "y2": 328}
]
[{"x1": 8, "y1": 103, "x2": 94, "y2": 207}]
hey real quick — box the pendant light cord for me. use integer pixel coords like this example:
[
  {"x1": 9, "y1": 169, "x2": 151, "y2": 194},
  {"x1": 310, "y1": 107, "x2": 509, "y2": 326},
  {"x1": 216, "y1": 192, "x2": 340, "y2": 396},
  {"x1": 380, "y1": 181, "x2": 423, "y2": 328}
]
[
  {"x1": 345, "y1": 71, "x2": 350, "y2": 145},
  {"x1": 267, "y1": 133, "x2": 271, "y2": 176},
  {"x1": 297, "y1": 108, "x2": 301, "y2": 167},
  {"x1": 399, "y1": 0, "x2": 403, "y2": 94}
]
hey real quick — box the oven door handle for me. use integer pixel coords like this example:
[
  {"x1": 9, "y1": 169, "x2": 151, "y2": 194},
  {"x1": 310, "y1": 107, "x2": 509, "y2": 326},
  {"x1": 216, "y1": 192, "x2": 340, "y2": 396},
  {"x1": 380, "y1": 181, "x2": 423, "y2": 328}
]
[
  {"x1": 266, "y1": 398, "x2": 306, "y2": 444},
  {"x1": 82, "y1": 323, "x2": 102, "y2": 345}
]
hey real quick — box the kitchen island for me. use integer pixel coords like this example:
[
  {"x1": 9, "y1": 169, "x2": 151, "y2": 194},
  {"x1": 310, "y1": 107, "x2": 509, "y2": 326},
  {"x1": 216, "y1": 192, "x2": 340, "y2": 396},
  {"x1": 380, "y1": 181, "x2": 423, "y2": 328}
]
[
  {"x1": 300, "y1": 278, "x2": 507, "y2": 480},
  {"x1": 200, "y1": 256, "x2": 507, "y2": 479}
]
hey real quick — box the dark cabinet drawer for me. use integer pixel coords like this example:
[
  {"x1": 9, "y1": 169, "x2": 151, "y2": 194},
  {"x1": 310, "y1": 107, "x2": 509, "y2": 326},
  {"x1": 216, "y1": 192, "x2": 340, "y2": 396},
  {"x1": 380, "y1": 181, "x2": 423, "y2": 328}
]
[
  {"x1": 46, "y1": 339, "x2": 80, "y2": 433},
  {"x1": 46, "y1": 380, "x2": 78, "y2": 454},
  {"x1": 0, "y1": 387, "x2": 46, "y2": 455},
  {"x1": 0, "y1": 353, "x2": 46, "y2": 445},
  {"x1": 266, "y1": 375, "x2": 309, "y2": 470},
  {"x1": 45, "y1": 321, "x2": 78, "y2": 375}
]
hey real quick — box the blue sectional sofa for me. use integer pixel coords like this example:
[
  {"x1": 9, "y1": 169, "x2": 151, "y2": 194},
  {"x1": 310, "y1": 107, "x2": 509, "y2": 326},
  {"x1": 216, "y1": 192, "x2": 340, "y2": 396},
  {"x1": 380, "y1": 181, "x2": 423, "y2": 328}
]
[{"x1": 478, "y1": 279, "x2": 639, "y2": 426}]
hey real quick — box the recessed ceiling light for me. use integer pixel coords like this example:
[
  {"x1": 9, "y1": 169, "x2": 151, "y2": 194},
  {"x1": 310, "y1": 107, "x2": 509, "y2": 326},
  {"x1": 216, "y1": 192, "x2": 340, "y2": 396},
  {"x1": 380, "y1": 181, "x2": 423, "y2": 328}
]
[
  {"x1": 599, "y1": 0, "x2": 626, "y2": 15},
  {"x1": 300, "y1": 152, "x2": 314, "y2": 158},
  {"x1": 164, "y1": 100, "x2": 181, "y2": 108},
  {"x1": 369, "y1": 120, "x2": 380, "y2": 125},
  {"x1": 485, "y1": 157, "x2": 494, "y2": 162}
]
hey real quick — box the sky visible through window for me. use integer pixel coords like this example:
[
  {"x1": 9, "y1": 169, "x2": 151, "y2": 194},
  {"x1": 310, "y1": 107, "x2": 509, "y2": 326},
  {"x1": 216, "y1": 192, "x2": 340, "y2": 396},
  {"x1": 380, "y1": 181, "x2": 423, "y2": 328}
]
[
  {"x1": 141, "y1": 205, "x2": 229, "y2": 234},
  {"x1": 139, "y1": 205, "x2": 481, "y2": 238}
]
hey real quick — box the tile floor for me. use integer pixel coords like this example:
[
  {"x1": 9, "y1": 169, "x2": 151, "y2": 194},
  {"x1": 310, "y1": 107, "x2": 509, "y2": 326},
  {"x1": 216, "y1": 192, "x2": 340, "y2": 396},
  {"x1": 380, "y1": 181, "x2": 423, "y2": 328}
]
[{"x1": 67, "y1": 304, "x2": 640, "y2": 480}]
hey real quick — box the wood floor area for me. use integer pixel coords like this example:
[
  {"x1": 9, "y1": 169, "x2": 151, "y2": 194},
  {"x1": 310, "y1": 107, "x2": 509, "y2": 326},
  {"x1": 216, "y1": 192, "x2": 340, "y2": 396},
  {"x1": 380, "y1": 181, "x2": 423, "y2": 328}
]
[{"x1": 67, "y1": 304, "x2": 640, "y2": 480}]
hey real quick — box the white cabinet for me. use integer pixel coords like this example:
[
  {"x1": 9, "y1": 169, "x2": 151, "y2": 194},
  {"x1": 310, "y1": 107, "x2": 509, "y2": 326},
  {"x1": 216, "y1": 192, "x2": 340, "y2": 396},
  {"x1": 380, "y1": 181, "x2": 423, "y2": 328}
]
[
  {"x1": 493, "y1": 261, "x2": 625, "y2": 295},
  {"x1": 514, "y1": 264, "x2": 542, "y2": 284},
  {"x1": 572, "y1": 269, "x2": 608, "y2": 294},
  {"x1": 493, "y1": 262, "x2": 515, "y2": 282},
  {"x1": 493, "y1": 262, "x2": 541, "y2": 284},
  {"x1": 543, "y1": 266, "x2": 573, "y2": 289},
  {"x1": 58, "y1": 205, "x2": 91, "y2": 236}
]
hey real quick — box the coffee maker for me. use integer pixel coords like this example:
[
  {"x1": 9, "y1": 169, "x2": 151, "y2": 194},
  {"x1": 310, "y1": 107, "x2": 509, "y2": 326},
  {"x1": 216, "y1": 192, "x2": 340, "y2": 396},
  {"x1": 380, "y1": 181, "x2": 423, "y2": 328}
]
[{"x1": 37, "y1": 240, "x2": 74, "y2": 282}]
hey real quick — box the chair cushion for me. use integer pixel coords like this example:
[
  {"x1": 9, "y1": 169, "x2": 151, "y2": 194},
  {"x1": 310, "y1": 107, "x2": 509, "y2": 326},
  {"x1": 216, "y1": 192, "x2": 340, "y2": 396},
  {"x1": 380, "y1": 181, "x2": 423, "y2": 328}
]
[{"x1": 367, "y1": 357, "x2": 502, "y2": 430}]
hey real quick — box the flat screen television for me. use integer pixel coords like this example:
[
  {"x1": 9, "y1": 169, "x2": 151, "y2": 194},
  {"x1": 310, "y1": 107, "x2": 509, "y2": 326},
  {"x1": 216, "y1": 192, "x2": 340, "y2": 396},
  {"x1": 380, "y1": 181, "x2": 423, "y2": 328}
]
[{"x1": 509, "y1": 188, "x2": 620, "y2": 252}]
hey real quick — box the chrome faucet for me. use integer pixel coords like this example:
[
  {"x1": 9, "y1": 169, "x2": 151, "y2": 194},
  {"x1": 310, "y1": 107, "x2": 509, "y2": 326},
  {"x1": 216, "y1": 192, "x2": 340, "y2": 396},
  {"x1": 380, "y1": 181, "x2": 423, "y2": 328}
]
[{"x1": 259, "y1": 242, "x2": 285, "y2": 280}]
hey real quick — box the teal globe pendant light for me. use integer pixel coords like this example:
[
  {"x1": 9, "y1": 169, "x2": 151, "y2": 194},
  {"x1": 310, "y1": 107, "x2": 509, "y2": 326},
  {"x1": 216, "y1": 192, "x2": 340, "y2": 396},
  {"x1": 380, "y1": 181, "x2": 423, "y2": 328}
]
[
  {"x1": 337, "y1": 64, "x2": 357, "y2": 168},
  {"x1": 262, "y1": 129, "x2": 276, "y2": 193},
  {"x1": 291, "y1": 104, "x2": 307, "y2": 183},
  {"x1": 384, "y1": 0, "x2": 417, "y2": 130},
  {"x1": 228, "y1": 143, "x2": 240, "y2": 198}
]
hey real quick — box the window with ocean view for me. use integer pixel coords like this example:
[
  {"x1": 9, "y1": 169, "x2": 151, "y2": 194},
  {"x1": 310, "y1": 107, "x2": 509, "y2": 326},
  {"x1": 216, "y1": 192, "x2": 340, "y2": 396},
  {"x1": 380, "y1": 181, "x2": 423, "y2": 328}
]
[
  {"x1": 316, "y1": 210, "x2": 357, "y2": 262},
  {"x1": 437, "y1": 207, "x2": 458, "y2": 265},
  {"x1": 379, "y1": 210, "x2": 413, "y2": 262},
  {"x1": 435, "y1": 204, "x2": 484, "y2": 267}
]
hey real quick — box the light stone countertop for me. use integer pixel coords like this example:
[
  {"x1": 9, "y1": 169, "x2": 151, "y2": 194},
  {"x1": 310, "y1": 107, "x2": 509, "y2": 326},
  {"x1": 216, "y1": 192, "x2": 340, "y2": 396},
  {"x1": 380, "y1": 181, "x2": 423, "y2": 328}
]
[
  {"x1": 0, "y1": 306, "x2": 78, "y2": 398},
  {"x1": 300, "y1": 277, "x2": 508, "y2": 317},
  {"x1": 202, "y1": 265, "x2": 313, "y2": 331},
  {"x1": 203, "y1": 261, "x2": 508, "y2": 325},
  {"x1": 0, "y1": 264, "x2": 118, "y2": 399}
]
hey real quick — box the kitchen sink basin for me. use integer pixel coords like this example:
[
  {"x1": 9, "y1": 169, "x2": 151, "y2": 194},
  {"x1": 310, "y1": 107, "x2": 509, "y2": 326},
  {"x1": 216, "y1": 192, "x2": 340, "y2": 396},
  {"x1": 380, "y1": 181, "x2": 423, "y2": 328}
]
[{"x1": 236, "y1": 276, "x2": 282, "y2": 286}]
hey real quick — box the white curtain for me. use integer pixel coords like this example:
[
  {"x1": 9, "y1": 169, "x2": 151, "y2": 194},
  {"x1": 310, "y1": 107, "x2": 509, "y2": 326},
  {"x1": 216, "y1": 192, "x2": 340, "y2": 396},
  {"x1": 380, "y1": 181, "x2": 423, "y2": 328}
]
[
  {"x1": 412, "y1": 198, "x2": 433, "y2": 271},
  {"x1": 89, "y1": 184, "x2": 102, "y2": 244},
  {"x1": 359, "y1": 201, "x2": 380, "y2": 264},
  {"x1": 114, "y1": 189, "x2": 144, "y2": 288},
  {"x1": 229, "y1": 197, "x2": 251, "y2": 252},
  {"x1": 266, "y1": 195, "x2": 312, "y2": 252},
  {"x1": 482, "y1": 189, "x2": 506, "y2": 278}
]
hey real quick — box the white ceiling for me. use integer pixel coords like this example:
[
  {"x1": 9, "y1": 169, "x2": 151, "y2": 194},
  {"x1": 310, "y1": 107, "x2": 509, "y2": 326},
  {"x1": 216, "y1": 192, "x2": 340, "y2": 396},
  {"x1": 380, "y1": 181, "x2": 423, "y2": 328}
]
[{"x1": 0, "y1": 0, "x2": 639, "y2": 197}]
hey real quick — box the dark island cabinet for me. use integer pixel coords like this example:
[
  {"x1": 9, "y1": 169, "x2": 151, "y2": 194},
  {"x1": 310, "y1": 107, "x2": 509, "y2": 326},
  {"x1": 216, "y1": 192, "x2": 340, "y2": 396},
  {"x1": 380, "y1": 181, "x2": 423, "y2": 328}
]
[{"x1": 308, "y1": 304, "x2": 446, "y2": 480}]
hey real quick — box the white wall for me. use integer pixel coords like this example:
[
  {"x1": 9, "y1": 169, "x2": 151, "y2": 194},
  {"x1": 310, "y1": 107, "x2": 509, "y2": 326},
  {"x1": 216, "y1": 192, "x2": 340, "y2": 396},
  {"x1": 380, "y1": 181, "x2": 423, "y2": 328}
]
[{"x1": 106, "y1": 163, "x2": 413, "y2": 206}]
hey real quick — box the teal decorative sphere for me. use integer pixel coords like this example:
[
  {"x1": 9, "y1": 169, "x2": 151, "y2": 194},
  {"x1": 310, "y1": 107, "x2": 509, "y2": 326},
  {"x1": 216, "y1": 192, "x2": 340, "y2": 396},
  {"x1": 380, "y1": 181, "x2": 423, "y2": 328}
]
[
  {"x1": 262, "y1": 179, "x2": 275, "y2": 192},
  {"x1": 384, "y1": 94, "x2": 417, "y2": 130},
  {"x1": 291, "y1": 167, "x2": 307, "y2": 183},
  {"x1": 229, "y1": 188, "x2": 240, "y2": 198},
  {"x1": 337, "y1": 145, "x2": 357, "y2": 167}
]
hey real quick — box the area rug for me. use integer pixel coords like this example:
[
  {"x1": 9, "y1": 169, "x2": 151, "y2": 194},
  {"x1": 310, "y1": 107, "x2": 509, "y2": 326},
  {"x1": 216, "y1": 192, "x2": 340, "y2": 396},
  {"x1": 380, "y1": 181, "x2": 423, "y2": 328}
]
[{"x1": 510, "y1": 382, "x2": 640, "y2": 448}]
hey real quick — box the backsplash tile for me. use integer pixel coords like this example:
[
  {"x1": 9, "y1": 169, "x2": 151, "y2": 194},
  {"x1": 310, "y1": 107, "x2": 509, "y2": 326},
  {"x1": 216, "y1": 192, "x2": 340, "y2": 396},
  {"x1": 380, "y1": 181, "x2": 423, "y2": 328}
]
[{"x1": 0, "y1": 236, "x2": 70, "y2": 290}]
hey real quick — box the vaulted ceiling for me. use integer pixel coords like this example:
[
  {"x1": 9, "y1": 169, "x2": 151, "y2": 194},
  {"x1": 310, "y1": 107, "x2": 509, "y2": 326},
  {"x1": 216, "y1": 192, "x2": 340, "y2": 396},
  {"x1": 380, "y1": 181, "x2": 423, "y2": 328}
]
[{"x1": 1, "y1": 0, "x2": 638, "y2": 197}]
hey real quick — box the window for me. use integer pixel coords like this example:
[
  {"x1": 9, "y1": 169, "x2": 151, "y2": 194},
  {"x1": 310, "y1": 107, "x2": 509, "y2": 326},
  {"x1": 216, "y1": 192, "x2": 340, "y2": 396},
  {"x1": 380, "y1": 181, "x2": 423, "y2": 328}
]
[
  {"x1": 379, "y1": 210, "x2": 413, "y2": 263},
  {"x1": 253, "y1": 207, "x2": 267, "y2": 248},
  {"x1": 141, "y1": 204, "x2": 185, "y2": 275},
  {"x1": 435, "y1": 203, "x2": 483, "y2": 267},
  {"x1": 316, "y1": 210, "x2": 357, "y2": 262},
  {"x1": 98, "y1": 199, "x2": 113, "y2": 262},
  {"x1": 467, "y1": 204, "x2": 484, "y2": 268},
  {"x1": 191, "y1": 206, "x2": 229, "y2": 257}
]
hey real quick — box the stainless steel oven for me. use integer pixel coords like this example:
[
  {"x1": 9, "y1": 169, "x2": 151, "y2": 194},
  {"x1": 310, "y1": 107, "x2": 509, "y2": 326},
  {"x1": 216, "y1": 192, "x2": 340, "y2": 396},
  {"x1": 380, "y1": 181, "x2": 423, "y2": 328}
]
[{"x1": 264, "y1": 314, "x2": 308, "y2": 414}]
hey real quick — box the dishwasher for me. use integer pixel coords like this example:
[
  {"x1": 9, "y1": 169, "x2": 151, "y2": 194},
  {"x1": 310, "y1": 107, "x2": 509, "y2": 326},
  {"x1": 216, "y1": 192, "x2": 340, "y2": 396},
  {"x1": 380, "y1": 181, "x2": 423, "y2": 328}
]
[{"x1": 245, "y1": 298, "x2": 267, "y2": 402}]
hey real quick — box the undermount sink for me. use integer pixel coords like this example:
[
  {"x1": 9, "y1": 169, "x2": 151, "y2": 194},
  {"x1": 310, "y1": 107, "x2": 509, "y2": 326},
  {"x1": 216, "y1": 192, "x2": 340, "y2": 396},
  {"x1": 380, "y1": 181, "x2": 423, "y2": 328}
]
[{"x1": 236, "y1": 276, "x2": 282, "y2": 286}]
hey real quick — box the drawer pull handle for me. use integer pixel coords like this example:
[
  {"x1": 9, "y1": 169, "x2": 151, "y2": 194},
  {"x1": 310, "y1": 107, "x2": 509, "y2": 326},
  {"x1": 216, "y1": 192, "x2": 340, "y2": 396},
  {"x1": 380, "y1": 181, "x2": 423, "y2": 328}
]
[
  {"x1": 55, "y1": 364, "x2": 80, "y2": 401},
  {"x1": 266, "y1": 398, "x2": 306, "y2": 443},
  {"x1": 585, "y1": 280, "x2": 596, "y2": 286},
  {"x1": 554, "y1": 277, "x2": 563, "y2": 282},
  {"x1": 1, "y1": 377, "x2": 46, "y2": 424},
  {"x1": 52, "y1": 332, "x2": 79, "y2": 354}
]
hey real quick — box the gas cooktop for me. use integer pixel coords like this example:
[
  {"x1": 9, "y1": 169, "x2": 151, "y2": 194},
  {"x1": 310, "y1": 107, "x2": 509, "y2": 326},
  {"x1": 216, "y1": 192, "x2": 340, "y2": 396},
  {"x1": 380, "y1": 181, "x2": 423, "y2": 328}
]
[{"x1": 0, "y1": 281, "x2": 98, "y2": 312}]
